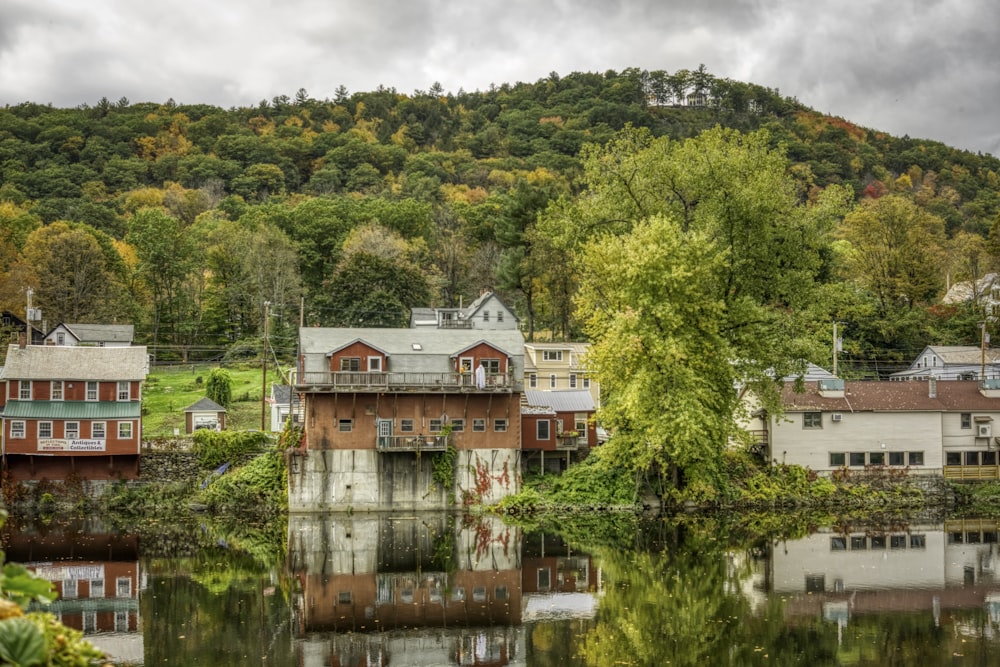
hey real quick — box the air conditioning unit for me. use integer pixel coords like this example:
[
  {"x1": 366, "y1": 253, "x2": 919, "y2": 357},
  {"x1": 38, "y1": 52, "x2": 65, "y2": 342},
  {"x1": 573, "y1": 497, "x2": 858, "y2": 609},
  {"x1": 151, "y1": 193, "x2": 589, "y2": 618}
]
[
  {"x1": 979, "y1": 423, "x2": 993, "y2": 438},
  {"x1": 831, "y1": 413, "x2": 843, "y2": 423}
]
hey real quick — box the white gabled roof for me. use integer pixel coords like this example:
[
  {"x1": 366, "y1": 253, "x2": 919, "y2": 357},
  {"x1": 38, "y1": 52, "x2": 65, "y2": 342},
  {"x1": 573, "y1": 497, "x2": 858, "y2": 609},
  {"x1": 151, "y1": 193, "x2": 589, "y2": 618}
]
[{"x1": 0, "y1": 344, "x2": 149, "y2": 381}]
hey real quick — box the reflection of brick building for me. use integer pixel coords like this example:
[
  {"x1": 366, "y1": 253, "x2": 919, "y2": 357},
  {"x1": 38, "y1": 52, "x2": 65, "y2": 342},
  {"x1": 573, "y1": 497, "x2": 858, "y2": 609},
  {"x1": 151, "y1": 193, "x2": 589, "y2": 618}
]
[
  {"x1": 4, "y1": 519, "x2": 142, "y2": 644},
  {"x1": 289, "y1": 514, "x2": 521, "y2": 635}
]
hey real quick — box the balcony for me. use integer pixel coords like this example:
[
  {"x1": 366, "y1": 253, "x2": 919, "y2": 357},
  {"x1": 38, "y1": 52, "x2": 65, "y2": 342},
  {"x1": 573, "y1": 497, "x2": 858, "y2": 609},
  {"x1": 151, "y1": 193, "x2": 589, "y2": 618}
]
[
  {"x1": 943, "y1": 465, "x2": 1000, "y2": 480},
  {"x1": 438, "y1": 319, "x2": 474, "y2": 329},
  {"x1": 556, "y1": 433, "x2": 585, "y2": 450},
  {"x1": 376, "y1": 434, "x2": 448, "y2": 452},
  {"x1": 296, "y1": 371, "x2": 520, "y2": 393}
]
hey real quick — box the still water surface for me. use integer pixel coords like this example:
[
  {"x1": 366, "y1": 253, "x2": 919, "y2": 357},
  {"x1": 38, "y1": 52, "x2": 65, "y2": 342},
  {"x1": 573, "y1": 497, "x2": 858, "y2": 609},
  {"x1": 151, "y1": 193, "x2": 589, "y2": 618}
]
[{"x1": 6, "y1": 512, "x2": 1000, "y2": 666}]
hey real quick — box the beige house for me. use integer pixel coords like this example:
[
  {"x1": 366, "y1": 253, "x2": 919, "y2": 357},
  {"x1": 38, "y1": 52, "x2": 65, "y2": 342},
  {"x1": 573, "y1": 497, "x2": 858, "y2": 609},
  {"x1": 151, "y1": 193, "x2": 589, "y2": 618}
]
[
  {"x1": 770, "y1": 379, "x2": 1000, "y2": 479},
  {"x1": 523, "y1": 342, "x2": 600, "y2": 408}
]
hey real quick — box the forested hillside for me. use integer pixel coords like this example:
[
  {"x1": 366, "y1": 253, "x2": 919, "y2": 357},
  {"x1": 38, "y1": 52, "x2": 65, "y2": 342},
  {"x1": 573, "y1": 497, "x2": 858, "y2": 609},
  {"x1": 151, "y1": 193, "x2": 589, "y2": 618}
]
[{"x1": 1, "y1": 66, "x2": 998, "y2": 374}]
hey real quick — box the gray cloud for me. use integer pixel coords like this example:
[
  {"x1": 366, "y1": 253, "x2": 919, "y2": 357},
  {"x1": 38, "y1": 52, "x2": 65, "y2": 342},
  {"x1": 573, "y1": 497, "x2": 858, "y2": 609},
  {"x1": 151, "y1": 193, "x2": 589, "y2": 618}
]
[{"x1": 0, "y1": 0, "x2": 996, "y2": 155}]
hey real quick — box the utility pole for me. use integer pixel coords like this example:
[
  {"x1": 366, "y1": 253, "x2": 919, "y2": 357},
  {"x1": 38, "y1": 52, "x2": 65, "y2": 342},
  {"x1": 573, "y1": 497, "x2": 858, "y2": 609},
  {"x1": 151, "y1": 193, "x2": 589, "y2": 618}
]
[
  {"x1": 833, "y1": 322, "x2": 843, "y2": 377},
  {"x1": 261, "y1": 301, "x2": 270, "y2": 431},
  {"x1": 981, "y1": 321, "x2": 988, "y2": 383}
]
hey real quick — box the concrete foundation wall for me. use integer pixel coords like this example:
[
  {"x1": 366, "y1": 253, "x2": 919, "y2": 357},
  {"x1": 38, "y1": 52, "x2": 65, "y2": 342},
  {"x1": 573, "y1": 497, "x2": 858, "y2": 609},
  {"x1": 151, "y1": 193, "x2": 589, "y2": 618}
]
[{"x1": 287, "y1": 448, "x2": 521, "y2": 512}]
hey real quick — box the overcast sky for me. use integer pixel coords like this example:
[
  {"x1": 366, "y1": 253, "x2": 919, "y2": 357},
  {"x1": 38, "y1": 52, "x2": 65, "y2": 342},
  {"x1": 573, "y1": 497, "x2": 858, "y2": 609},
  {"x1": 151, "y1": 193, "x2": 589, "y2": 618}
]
[{"x1": 1, "y1": 0, "x2": 997, "y2": 156}]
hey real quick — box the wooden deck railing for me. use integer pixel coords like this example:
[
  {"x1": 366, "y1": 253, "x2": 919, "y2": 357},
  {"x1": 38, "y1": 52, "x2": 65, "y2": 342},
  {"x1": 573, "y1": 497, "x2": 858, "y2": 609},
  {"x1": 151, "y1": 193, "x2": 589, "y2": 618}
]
[
  {"x1": 376, "y1": 434, "x2": 449, "y2": 452},
  {"x1": 296, "y1": 371, "x2": 520, "y2": 392},
  {"x1": 943, "y1": 465, "x2": 1000, "y2": 480}
]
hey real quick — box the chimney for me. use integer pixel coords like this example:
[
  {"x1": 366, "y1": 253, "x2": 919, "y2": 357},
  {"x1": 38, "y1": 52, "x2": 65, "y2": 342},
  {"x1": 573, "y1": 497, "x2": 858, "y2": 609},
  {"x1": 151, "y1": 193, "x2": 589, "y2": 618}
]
[
  {"x1": 480, "y1": 286, "x2": 490, "y2": 297},
  {"x1": 929, "y1": 378, "x2": 937, "y2": 399}
]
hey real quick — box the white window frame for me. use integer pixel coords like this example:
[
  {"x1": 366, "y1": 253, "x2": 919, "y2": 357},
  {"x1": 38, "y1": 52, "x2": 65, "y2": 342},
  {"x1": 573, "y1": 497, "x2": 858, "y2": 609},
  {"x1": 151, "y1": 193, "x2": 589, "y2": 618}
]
[
  {"x1": 583, "y1": 377, "x2": 591, "y2": 389},
  {"x1": 117, "y1": 381, "x2": 130, "y2": 401},
  {"x1": 39, "y1": 421, "x2": 53, "y2": 439},
  {"x1": 10, "y1": 421, "x2": 25, "y2": 439},
  {"x1": 537, "y1": 420, "x2": 550, "y2": 440},
  {"x1": 51, "y1": 380, "x2": 64, "y2": 401},
  {"x1": 63, "y1": 578, "x2": 78, "y2": 599},
  {"x1": 89, "y1": 579, "x2": 105, "y2": 598},
  {"x1": 494, "y1": 418, "x2": 508, "y2": 433},
  {"x1": 400, "y1": 419, "x2": 414, "y2": 433},
  {"x1": 473, "y1": 418, "x2": 486, "y2": 432},
  {"x1": 56, "y1": 331, "x2": 65, "y2": 345},
  {"x1": 451, "y1": 418, "x2": 465, "y2": 432},
  {"x1": 91, "y1": 422, "x2": 106, "y2": 439},
  {"x1": 65, "y1": 421, "x2": 80, "y2": 439},
  {"x1": 118, "y1": 421, "x2": 133, "y2": 439},
  {"x1": 543, "y1": 350, "x2": 563, "y2": 361},
  {"x1": 116, "y1": 576, "x2": 132, "y2": 597},
  {"x1": 529, "y1": 373, "x2": 537, "y2": 388},
  {"x1": 569, "y1": 374, "x2": 578, "y2": 388},
  {"x1": 549, "y1": 374, "x2": 557, "y2": 389},
  {"x1": 429, "y1": 419, "x2": 443, "y2": 433},
  {"x1": 86, "y1": 381, "x2": 98, "y2": 401},
  {"x1": 19, "y1": 380, "x2": 31, "y2": 400},
  {"x1": 367, "y1": 356, "x2": 382, "y2": 372}
]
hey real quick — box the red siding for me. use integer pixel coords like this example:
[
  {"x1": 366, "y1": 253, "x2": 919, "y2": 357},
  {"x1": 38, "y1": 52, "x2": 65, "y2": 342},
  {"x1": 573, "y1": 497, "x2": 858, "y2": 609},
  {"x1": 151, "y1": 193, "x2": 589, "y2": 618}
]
[{"x1": 328, "y1": 341, "x2": 386, "y2": 372}]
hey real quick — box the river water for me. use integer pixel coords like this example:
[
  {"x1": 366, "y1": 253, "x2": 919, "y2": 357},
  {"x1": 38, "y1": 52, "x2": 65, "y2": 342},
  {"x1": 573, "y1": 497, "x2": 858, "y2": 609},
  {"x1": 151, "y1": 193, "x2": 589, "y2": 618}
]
[{"x1": 6, "y1": 511, "x2": 1000, "y2": 666}]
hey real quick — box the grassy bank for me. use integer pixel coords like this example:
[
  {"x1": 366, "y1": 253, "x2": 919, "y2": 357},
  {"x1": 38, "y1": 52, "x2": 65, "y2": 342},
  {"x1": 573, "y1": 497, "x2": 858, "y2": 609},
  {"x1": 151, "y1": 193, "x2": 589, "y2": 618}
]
[{"x1": 142, "y1": 363, "x2": 284, "y2": 436}]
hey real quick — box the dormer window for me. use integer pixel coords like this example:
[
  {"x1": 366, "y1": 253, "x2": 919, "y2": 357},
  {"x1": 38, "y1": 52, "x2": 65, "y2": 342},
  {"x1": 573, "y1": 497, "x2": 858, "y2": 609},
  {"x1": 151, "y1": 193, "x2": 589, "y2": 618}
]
[
  {"x1": 340, "y1": 358, "x2": 361, "y2": 372},
  {"x1": 542, "y1": 350, "x2": 563, "y2": 361},
  {"x1": 368, "y1": 357, "x2": 382, "y2": 372}
]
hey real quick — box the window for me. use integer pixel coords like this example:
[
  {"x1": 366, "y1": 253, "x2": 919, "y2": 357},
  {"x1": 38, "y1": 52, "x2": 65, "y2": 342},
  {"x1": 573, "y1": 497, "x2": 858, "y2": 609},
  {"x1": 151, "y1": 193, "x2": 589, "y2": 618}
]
[
  {"x1": 830, "y1": 536, "x2": 847, "y2": 550},
  {"x1": 481, "y1": 358, "x2": 501, "y2": 374},
  {"x1": 966, "y1": 451, "x2": 981, "y2": 465},
  {"x1": 829, "y1": 452, "x2": 845, "y2": 467},
  {"x1": 483, "y1": 310, "x2": 489, "y2": 322},
  {"x1": 114, "y1": 611, "x2": 128, "y2": 633},
  {"x1": 569, "y1": 374, "x2": 578, "y2": 388},
  {"x1": 869, "y1": 452, "x2": 885, "y2": 465},
  {"x1": 494, "y1": 586, "x2": 509, "y2": 601},
  {"x1": 51, "y1": 381, "x2": 63, "y2": 401},
  {"x1": 91, "y1": 422, "x2": 106, "y2": 439},
  {"x1": 494, "y1": 419, "x2": 508, "y2": 432},
  {"x1": 850, "y1": 536, "x2": 866, "y2": 550},
  {"x1": 39, "y1": 422, "x2": 53, "y2": 439},
  {"x1": 537, "y1": 568, "x2": 551, "y2": 590},
  {"x1": 962, "y1": 413, "x2": 972, "y2": 429},
  {"x1": 338, "y1": 591, "x2": 352, "y2": 605},
  {"x1": 65, "y1": 422, "x2": 79, "y2": 439},
  {"x1": 89, "y1": 579, "x2": 105, "y2": 598},
  {"x1": 583, "y1": 377, "x2": 591, "y2": 389},
  {"x1": 368, "y1": 357, "x2": 382, "y2": 372},
  {"x1": 803, "y1": 412, "x2": 822, "y2": 428},
  {"x1": 64, "y1": 579, "x2": 78, "y2": 599},
  {"x1": 117, "y1": 381, "x2": 130, "y2": 401},
  {"x1": 536, "y1": 420, "x2": 550, "y2": 440},
  {"x1": 908, "y1": 451, "x2": 924, "y2": 466},
  {"x1": 451, "y1": 419, "x2": 465, "y2": 432},
  {"x1": 473, "y1": 419, "x2": 486, "y2": 432},
  {"x1": 890, "y1": 535, "x2": 907, "y2": 549},
  {"x1": 473, "y1": 586, "x2": 487, "y2": 602},
  {"x1": 340, "y1": 357, "x2": 361, "y2": 372},
  {"x1": 338, "y1": 419, "x2": 352, "y2": 432},
  {"x1": 946, "y1": 452, "x2": 962, "y2": 465},
  {"x1": 400, "y1": 419, "x2": 414, "y2": 433},
  {"x1": 116, "y1": 577, "x2": 132, "y2": 597},
  {"x1": 529, "y1": 374, "x2": 537, "y2": 388},
  {"x1": 549, "y1": 374, "x2": 557, "y2": 389},
  {"x1": 888, "y1": 452, "x2": 904, "y2": 466},
  {"x1": 985, "y1": 451, "x2": 998, "y2": 465},
  {"x1": 497, "y1": 310, "x2": 504, "y2": 322},
  {"x1": 910, "y1": 534, "x2": 926, "y2": 549},
  {"x1": 451, "y1": 587, "x2": 465, "y2": 602},
  {"x1": 870, "y1": 536, "x2": 886, "y2": 549},
  {"x1": 430, "y1": 419, "x2": 442, "y2": 432},
  {"x1": 10, "y1": 421, "x2": 25, "y2": 439},
  {"x1": 849, "y1": 452, "x2": 866, "y2": 467},
  {"x1": 56, "y1": 332, "x2": 65, "y2": 345},
  {"x1": 86, "y1": 381, "x2": 98, "y2": 401},
  {"x1": 543, "y1": 350, "x2": 563, "y2": 361},
  {"x1": 19, "y1": 380, "x2": 30, "y2": 400},
  {"x1": 118, "y1": 422, "x2": 133, "y2": 439}
]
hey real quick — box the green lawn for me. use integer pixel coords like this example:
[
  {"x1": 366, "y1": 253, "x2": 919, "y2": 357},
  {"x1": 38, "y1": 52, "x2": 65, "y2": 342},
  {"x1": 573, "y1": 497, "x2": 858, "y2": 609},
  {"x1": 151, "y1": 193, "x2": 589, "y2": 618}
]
[{"x1": 142, "y1": 364, "x2": 280, "y2": 437}]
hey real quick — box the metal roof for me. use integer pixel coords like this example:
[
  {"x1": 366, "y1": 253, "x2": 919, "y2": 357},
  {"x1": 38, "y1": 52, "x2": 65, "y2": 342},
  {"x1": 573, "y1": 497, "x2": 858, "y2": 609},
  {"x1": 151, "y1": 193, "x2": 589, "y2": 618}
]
[
  {"x1": 0, "y1": 344, "x2": 148, "y2": 381},
  {"x1": 2, "y1": 401, "x2": 141, "y2": 419},
  {"x1": 525, "y1": 389, "x2": 596, "y2": 412},
  {"x1": 300, "y1": 327, "x2": 525, "y2": 358}
]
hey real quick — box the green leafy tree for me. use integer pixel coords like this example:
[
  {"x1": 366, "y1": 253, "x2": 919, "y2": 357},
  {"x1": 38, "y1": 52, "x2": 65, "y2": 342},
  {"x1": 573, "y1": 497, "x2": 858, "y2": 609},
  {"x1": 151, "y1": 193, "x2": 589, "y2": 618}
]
[{"x1": 205, "y1": 368, "x2": 233, "y2": 408}]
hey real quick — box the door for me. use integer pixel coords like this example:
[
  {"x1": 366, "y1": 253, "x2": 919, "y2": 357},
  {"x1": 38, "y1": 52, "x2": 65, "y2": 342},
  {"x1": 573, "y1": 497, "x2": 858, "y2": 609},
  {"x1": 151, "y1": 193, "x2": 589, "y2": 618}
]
[{"x1": 377, "y1": 419, "x2": 393, "y2": 449}]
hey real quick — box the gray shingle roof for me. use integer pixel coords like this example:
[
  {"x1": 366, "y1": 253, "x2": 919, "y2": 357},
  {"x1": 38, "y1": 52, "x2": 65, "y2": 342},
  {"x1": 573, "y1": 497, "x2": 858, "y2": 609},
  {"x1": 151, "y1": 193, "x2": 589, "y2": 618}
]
[
  {"x1": 0, "y1": 344, "x2": 148, "y2": 381},
  {"x1": 525, "y1": 389, "x2": 596, "y2": 412},
  {"x1": 184, "y1": 397, "x2": 227, "y2": 413},
  {"x1": 271, "y1": 384, "x2": 291, "y2": 404},
  {"x1": 59, "y1": 324, "x2": 134, "y2": 343}
]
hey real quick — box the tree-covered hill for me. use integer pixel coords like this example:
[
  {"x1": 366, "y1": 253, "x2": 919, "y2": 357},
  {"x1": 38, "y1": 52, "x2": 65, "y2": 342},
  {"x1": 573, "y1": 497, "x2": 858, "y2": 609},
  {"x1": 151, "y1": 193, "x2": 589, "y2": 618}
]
[{"x1": 1, "y1": 66, "x2": 997, "y2": 372}]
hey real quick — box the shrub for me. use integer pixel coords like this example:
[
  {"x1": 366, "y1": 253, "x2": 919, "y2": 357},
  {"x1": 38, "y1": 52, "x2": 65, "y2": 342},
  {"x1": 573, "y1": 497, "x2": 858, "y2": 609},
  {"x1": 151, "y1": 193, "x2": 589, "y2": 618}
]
[{"x1": 192, "y1": 429, "x2": 271, "y2": 469}]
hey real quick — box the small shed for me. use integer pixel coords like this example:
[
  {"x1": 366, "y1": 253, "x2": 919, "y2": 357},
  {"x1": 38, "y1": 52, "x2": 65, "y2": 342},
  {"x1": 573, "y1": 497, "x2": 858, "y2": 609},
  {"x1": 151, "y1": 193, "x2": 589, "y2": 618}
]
[{"x1": 183, "y1": 397, "x2": 227, "y2": 433}]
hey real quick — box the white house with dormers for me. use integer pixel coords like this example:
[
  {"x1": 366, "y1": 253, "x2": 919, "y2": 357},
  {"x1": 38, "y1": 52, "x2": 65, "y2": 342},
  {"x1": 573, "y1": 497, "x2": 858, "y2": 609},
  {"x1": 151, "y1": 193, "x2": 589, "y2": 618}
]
[
  {"x1": 409, "y1": 289, "x2": 519, "y2": 331},
  {"x1": 44, "y1": 323, "x2": 134, "y2": 347},
  {"x1": 890, "y1": 345, "x2": 1000, "y2": 381}
]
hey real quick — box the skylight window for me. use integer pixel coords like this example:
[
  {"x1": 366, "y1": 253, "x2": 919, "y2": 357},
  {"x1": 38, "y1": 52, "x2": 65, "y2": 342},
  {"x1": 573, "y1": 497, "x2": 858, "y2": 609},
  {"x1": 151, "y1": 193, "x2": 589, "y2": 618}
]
[{"x1": 412, "y1": 343, "x2": 422, "y2": 351}]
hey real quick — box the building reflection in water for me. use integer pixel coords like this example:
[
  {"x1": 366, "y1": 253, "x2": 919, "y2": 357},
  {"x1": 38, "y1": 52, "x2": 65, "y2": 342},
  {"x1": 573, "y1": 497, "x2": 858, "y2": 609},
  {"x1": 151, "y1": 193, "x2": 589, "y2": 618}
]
[
  {"x1": 768, "y1": 518, "x2": 1000, "y2": 642},
  {"x1": 287, "y1": 513, "x2": 601, "y2": 666},
  {"x1": 1, "y1": 517, "x2": 144, "y2": 664}
]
